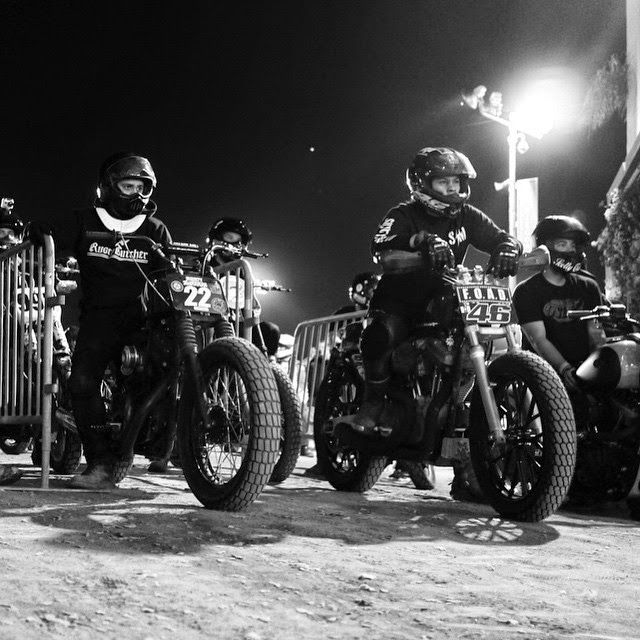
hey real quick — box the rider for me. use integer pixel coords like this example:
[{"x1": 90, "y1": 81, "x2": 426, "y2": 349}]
[
  {"x1": 31, "y1": 152, "x2": 173, "y2": 490},
  {"x1": 355, "y1": 147, "x2": 522, "y2": 435},
  {"x1": 512, "y1": 215, "x2": 606, "y2": 396},
  {"x1": 205, "y1": 217, "x2": 281, "y2": 357}
]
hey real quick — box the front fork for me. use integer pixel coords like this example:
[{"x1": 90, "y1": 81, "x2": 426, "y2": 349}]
[
  {"x1": 176, "y1": 311, "x2": 209, "y2": 426},
  {"x1": 465, "y1": 324, "x2": 506, "y2": 445}
]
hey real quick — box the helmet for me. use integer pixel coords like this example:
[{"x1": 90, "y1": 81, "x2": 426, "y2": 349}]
[
  {"x1": 406, "y1": 147, "x2": 477, "y2": 218},
  {"x1": 207, "y1": 217, "x2": 252, "y2": 246},
  {"x1": 0, "y1": 200, "x2": 23, "y2": 249},
  {"x1": 206, "y1": 217, "x2": 252, "y2": 265},
  {"x1": 533, "y1": 215, "x2": 590, "y2": 274},
  {"x1": 348, "y1": 272, "x2": 381, "y2": 307},
  {"x1": 96, "y1": 152, "x2": 157, "y2": 219}
]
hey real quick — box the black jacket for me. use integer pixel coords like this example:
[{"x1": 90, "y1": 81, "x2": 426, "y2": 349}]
[
  {"x1": 56, "y1": 208, "x2": 172, "y2": 311},
  {"x1": 370, "y1": 199, "x2": 517, "y2": 313}
]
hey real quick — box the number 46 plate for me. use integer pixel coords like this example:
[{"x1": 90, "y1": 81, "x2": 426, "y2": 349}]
[{"x1": 455, "y1": 284, "x2": 512, "y2": 325}]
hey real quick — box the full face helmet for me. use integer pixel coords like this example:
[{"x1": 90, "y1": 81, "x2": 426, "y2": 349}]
[
  {"x1": 533, "y1": 215, "x2": 590, "y2": 274},
  {"x1": 0, "y1": 199, "x2": 23, "y2": 250},
  {"x1": 96, "y1": 152, "x2": 157, "y2": 219},
  {"x1": 206, "y1": 217, "x2": 253, "y2": 264},
  {"x1": 406, "y1": 147, "x2": 477, "y2": 218},
  {"x1": 348, "y1": 272, "x2": 381, "y2": 307}
]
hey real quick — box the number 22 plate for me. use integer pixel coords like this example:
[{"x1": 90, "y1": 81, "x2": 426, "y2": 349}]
[
  {"x1": 169, "y1": 275, "x2": 228, "y2": 315},
  {"x1": 455, "y1": 284, "x2": 512, "y2": 325}
]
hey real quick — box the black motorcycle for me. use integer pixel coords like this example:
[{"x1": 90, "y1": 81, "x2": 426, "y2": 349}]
[
  {"x1": 86, "y1": 231, "x2": 282, "y2": 511},
  {"x1": 566, "y1": 303, "x2": 640, "y2": 517},
  {"x1": 314, "y1": 249, "x2": 576, "y2": 522},
  {"x1": 204, "y1": 241, "x2": 302, "y2": 484}
]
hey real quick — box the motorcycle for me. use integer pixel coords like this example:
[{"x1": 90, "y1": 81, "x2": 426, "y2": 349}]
[
  {"x1": 314, "y1": 328, "x2": 436, "y2": 490},
  {"x1": 84, "y1": 231, "x2": 282, "y2": 511},
  {"x1": 0, "y1": 257, "x2": 83, "y2": 473},
  {"x1": 314, "y1": 247, "x2": 577, "y2": 522},
  {"x1": 565, "y1": 303, "x2": 640, "y2": 517},
  {"x1": 205, "y1": 241, "x2": 302, "y2": 484}
]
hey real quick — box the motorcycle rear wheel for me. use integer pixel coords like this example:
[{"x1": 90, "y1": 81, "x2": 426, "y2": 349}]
[
  {"x1": 469, "y1": 350, "x2": 576, "y2": 522},
  {"x1": 313, "y1": 361, "x2": 387, "y2": 492},
  {"x1": 178, "y1": 337, "x2": 281, "y2": 511},
  {"x1": 1, "y1": 435, "x2": 32, "y2": 455},
  {"x1": 269, "y1": 363, "x2": 302, "y2": 484},
  {"x1": 32, "y1": 429, "x2": 82, "y2": 474}
]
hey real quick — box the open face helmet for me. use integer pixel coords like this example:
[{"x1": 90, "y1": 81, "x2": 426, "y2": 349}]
[
  {"x1": 96, "y1": 152, "x2": 157, "y2": 219},
  {"x1": 533, "y1": 215, "x2": 590, "y2": 274},
  {"x1": 206, "y1": 217, "x2": 252, "y2": 264},
  {"x1": 348, "y1": 272, "x2": 381, "y2": 307},
  {"x1": 406, "y1": 147, "x2": 476, "y2": 218},
  {"x1": 0, "y1": 200, "x2": 23, "y2": 250}
]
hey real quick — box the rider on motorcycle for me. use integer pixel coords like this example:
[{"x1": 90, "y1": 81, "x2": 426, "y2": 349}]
[
  {"x1": 354, "y1": 147, "x2": 522, "y2": 437},
  {"x1": 30, "y1": 152, "x2": 173, "y2": 489},
  {"x1": 206, "y1": 217, "x2": 281, "y2": 357},
  {"x1": 512, "y1": 215, "x2": 606, "y2": 395}
]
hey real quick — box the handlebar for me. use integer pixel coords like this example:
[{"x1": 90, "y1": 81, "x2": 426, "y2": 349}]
[
  {"x1": 205, "y1": 241, "x2": 268, "y2": 260},
  {"x1": 256, "y1": 279, "x2": 292, "y2": 292},
  {"x1": 566, "y1": 304, "x2": 631, "y2": 322}
]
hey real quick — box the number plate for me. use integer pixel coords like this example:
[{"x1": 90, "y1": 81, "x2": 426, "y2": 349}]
[
  {"x1": 455, "y1": 284, "x2": 512, "y2": 325},
  {"x1": 169, "y1": 275, "x2": 228, "y2": 315}
]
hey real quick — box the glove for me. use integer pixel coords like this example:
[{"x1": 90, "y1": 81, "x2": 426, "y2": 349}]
[
  {"x1": 410, "y1": 231, "x2": 455, "y2": 271},
  {"x1": 489, "y1": 241, "x2": 520, "y2": 278},
  {"x1": 558, "y1": 362, "x2": 580, "y2": 393},
  {"x1": 25, "y1": 221, "x2": 53, "y2": 248}
]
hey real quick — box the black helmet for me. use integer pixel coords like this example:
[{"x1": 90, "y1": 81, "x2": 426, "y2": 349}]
[
  {"x1": 406, "y1": 147, "x2": 477, "y2": 218},
  {"x1": 207, "y1": 217, "x2": 252, "y2": 246},
  {"x1": 97, "y1": 152, "x2": 157, "y2": 219},
  {"x1": 348, "y1": 272, "x2": 381, "y2": 307},
  {"x1": 533, "y1": 215, "x2": 590, "y2": 274}
]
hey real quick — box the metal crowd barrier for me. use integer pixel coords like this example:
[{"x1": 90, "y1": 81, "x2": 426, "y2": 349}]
[
  {"x1": 211, "y1": 258, "x2": 258, "y2": 342},
  {"x1": 0, "y1": 235, "x2": 56, "y2": 488},
  {"x1": 289, "y1": 310, "x2": 367, "y2": 443}
]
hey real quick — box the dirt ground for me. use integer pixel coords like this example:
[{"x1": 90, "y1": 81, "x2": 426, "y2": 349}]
[{"x1": 0, "y1": 451, "x2": 638, "y2": 640}]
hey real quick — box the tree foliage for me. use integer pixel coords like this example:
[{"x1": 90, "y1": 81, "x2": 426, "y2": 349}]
[
  {"x1": 582, "y1": 54, "x2": 628, "y2": 131},
  {"x1": 595, "y1": 183, "x2": 640, "y2": 316}
]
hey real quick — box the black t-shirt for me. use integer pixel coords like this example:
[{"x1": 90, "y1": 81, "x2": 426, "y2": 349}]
[
  {"x1": 370, "y1": 199, "x2": 516, "y2": 316},
  {"x1": 512, "y1": 272, "x2": 604, "y2": 366},
  {"x1": 56, "y1": 208, "x2": 172, "y2": 311}
]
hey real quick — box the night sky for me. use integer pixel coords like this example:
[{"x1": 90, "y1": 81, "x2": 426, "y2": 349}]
[{"x1": 0, "y1": 0, "x2": 626, "y2": 333}]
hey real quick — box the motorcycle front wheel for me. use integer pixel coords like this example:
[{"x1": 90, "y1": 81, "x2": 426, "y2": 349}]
[
  {"x1": 268, "y1": 363, "x2": 302, "y2": 484},
  {"x1": 178, "y1": 337, "x2": 281, "y2": 511},
  {"x1": 313, "y1": 361, "x2": 387, "y2": 492},
  {"x1": 469, "y1": 350, "x2": 576, "y2": 522}
]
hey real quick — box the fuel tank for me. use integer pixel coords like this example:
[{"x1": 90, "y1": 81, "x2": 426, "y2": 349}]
[{"x1": 576, "y1": 336, "x2": 640, "y2": 391}]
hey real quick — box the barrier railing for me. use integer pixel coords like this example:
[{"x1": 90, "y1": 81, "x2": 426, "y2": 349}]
[
  {"x1": 0, "y1": 235, "x2": 56, "y2": 488},
  {"x1": 289, "y1": 310, "x2": 367, "y2": 442},
  {"x1": 211, "y1": 258, "x2": 259, "y2": 342}
]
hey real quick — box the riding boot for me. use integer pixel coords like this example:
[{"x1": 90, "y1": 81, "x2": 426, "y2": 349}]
[
  {"x1": 69, "y1": 424, "x2": 116, "y2": 490},
  {"x1": 352, "y1": 378, "x2": 389, "y2": 434}
]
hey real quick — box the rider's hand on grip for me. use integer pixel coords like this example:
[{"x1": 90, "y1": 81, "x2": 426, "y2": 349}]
[
  {"x1": 410, "y1": 231, "x2": 455, "y2": 271},
  {"x1": 489, "y1": 241, "x2": 520, "y2": 278}
]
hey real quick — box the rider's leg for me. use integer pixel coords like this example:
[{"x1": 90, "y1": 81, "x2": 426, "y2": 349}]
[
  {"x1": 353, "y1": 312, "x2": 408, "y2": 432},
  {"x1": 67, "y1": 307, "x2": 139, "y2": 488}
]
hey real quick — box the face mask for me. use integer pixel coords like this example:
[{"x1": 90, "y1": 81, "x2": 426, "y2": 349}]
[
  {"x1": 549, "y1": 250, "x2": 585, "y2": 274},
  {"x1": 109, "y1": 194, "x2": 150, "y2": 219}
]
